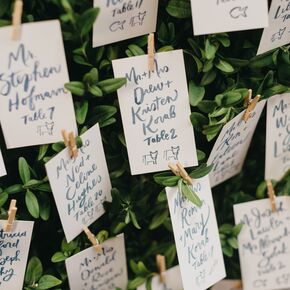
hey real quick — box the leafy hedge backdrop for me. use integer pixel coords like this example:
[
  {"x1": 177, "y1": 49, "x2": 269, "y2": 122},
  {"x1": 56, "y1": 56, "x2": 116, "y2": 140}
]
[{"x1": 0, "y1": 0, "x2": 290, "y2": 289}]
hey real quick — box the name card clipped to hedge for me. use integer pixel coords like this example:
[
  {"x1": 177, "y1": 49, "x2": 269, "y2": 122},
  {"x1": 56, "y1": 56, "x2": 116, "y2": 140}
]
[
  {"x1": 66, "y1": 234, "x2": 128, "y2": 290},
  {"x1": 0, "y1": 20, "x2": 77, "y2": 149},
  {"x1": 45, "y1": 123, "x2": 112, "y2": 242},
  {"x1": 0, "y1": 221, "x2": 34, "y2": 290},
  {"x1": 207, "y1": 100, "x2": 266, "y2": 187},
  {"x1": 93, "y1": 0, "x2": 159, "y2": 47},
  {"x1": 112, "y1": 50, "x2": 198, "y2": 175},
  {"x1": 166, "y1": 175, "x2": 226, "y2": 290},
  {"x1": 190, "y1": 0, "x2": 268, "y2": 35},
  {"x1": 258, "y1": 0, "x2": 290, "y2": 55},
  {"x1": 265, "y1": 93, "x2": 290, "y2": 181},
  {"x1": 234, "y1": 197, "x2": 290, "y2": 290}
]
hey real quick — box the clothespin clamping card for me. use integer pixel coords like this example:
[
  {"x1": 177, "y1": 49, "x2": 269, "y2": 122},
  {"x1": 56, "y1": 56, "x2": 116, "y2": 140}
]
[
  {"x1": 243, "y1": 89, "x2": 261, "y2": 122},
  {"x1": 4, "y1": 199, "x2": 17, "y2": 232},
  {"x1": 62, "y1": 129, "x2": 78, "y2": 159},
  {"x1": 11, "y1": 0, "x2": 23, "y2": 41},
  {"x1": 83, "y1": 226, "x2": 103, "y2": 253},
  {"x1": 148, "y1": 33, "x2": 155, "y2": 72},
  {"x1": 168, "y1": 161, "x2": 193, "y2": 185},
  {"x1": 266, "y1": 179, "x2": 277, "y2": 212},
  {"x1": 156, "y1": 255, "x2": 166, "y2": 284}
]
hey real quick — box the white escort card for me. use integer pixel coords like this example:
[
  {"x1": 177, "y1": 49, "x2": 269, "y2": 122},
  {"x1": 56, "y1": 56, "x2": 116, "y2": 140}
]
[
  {"x1": 265, "y1": 93, "x2": 290, "y2": 181},
  {"x1": 190, "y1": 0, "x2": 268, "y2": 35},
  {"x1": 166, "y1": 175, "x2": 226, "y2": 290},
  {"x1": 137, "y1": 265, "x2": 183, "y2": 290},
  {"x1": 211, "y1": 279, "x2": 243, "y2": 290},
  {"x1": 0, "y1": 221, "x2": 34, "y2": 290},
  {"x1": 112, "y1": 50, "x2": 198, "y2": 175},
  {"x1": 93, "y1": 0, "x2": 159, "y2": 47},
  {"x1": 0, "y1": 20, "x2": 77, "y2": 149},
  {"x1": 234, "y1": 197, "x2": 290, "y2": 290},
  {"x1": 45, "y1": 123, "x2": 112, "y2": 242},
  {"x1": 258, "y1": 0, "x2": 290, "y2": 55},
  {"x1": 0, "y1": 149, "x2": 7, "y2": 177},
  {"x1": 66, "y1": 234, "x2": 128, "y2": 290},
  {"x1": 207, "y1": 100, "x2": 266, "y2": 187}
]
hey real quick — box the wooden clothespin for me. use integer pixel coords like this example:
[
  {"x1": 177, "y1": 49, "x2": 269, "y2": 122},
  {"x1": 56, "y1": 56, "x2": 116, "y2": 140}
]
[
  {"x1": 266, "y1": 180, "x2": 277, "y2": 212},
  {"x1": 148, "y1": 33, "x2": 155, "y2": 72},
  {"x1": 11, "y1": 0, "x2": 23, "y2": 41},
  {"x1": 83, "y1": 226, "x2": 103, "y2": 253},
  {"x1": 156, "y1": 255, "x2": 166, "y2": 284},
  {"x1": 243, "y1": 89, "x2": 261, "y2": 122},
  {"x1": 168, "y1": 161, "x2": 193, "y2": 185},
  {"x1": 61, "y1": 130, "x2": 78, "y2": 159},
  {"x1": 4, "y1": 199, "x2": 17, "y2": 232}
]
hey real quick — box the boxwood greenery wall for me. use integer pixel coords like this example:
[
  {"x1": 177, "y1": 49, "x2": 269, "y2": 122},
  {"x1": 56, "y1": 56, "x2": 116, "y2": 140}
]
[{"x1": 1, "y1": 0, "x2": 290, "y2": 289}]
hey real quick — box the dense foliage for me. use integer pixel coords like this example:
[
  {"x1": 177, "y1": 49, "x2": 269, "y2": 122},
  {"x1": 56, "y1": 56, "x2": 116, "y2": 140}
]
[{"x1": 1, "y1": 0, "x2": 290, "y2": 289}]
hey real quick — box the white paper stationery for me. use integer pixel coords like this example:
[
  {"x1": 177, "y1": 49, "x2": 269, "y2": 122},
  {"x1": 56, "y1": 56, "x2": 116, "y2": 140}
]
[
  {"x1": 0, "y1": 221, "x2": 34, "y2": 290},
  {"x1": 66, "y1": 234, "x2": 128, "y2": 290},
  {"x1": 45, "y1": 123, "x2": 112, "y2": 242},
  {"x1": 137, "y1": 265, "x2": 183, "y2": 290},
  {"x1": 93, "y1": 0, "x2": 159, "y2": 47},
  {"x1": 266, "y1": 93, "x2": 290, "y2": 181},
  {"x1": 112, "y1": 50, "x2": 198, "y2": 175},
  {"x1": 207, "y1": 100, "x2": 266, "y2": 187},
  {"x1": 190, "y1": 0, "x2": 268, "y2": 35},
  {"x1": 211, "y1": 279, "x2": 243, "y2": 290},
  {"x1": 0, "y1": 149, "x2": 7, "y2": 177},
  {"x1": 0, "y1": 20, "x2": 77, "y2": 149},
  {"x1": 258, "y1": 0, "x2": 290, "y2": 55},
  {"x1": 234, "y1": 197, "x2": 290, "y2": 290},
  {"x1": 166, "y1": 175, "x2": 226, "y2": 290}
]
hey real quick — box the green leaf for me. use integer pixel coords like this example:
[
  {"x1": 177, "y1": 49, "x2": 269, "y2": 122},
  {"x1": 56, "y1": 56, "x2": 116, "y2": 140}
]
[
  {"x1": 88, "y1": 85, "x2": 103, "y2": 97},
  {"x1": 18, "y1": 157, "x2": 31, "y2": 184},
  {"x1": 205, "y1": 39, "x2": 218, "y2": 60},
  {"x1": 219, "y1": 224, "x2": 233, "y2": 234},
  {"x1": 188, "y1": 81, "x2": 205, "y2": 106},
  {"x1": 201, "y1": 70, "x2": 217, "y2": 86},
  {"x1": 153, "y1": 173, "x2": 180, "y2": 186},
  {"x1": 180, "y1": 180, "x2": 203, "y2": 207},
  {"x1": 190, "y1": 112, "x2": 208, "y2": 132},
  {"x1": 228, "y1": 237, "x2": 238, "y2": 249},
  {"x1": 65, "y1": 81, "x2": 86, "y2": 96},
  {"x1": 37, "y1": 275, "x2": 62, "y2": 289},
  {"x1": 5, "y1": 184, "x2": 23, "y2": 194},
  {"x1": 25, "y1": 190, "x2": 39, "y2": 218},
  {"x1": 51, "y1": 252, "x2": 67, "y2": 263},
  {"x1": 232, "y1": 223, "x2": 243, "y2": 237},
  {"x1": 190, "y1": 164, "x2": 213, "y2": 179},
  {"x1": 0, "y1": 192, "x2": 8, "y2": 207},
  {"x1": 223, "y1": 245, "x2": 234, "y2": 257},
  {"x1": 166, "y1": 0, "x2": 192, "y2": 18},
  {"x1": 127, "y1": 44, "x2": 145, "y2": 56},
  {"x1": 77, "y1": 7, "x2": 100, "y2": 37},
  {"x1": 75, "y1": 101, "x2": 89, "y2": 125},
  {"x1": 149, "y1": 210, "x2": 168, "y2": 230},
  {"x1": 128, "y1": 277, "x2": 147, "y2": 289},
  {"x1": 25, "y1": 257, "x2": 43, "y2": 285},
  {"x1": 38, "y1": 144, "x2": 49, "y2": 161},
  {"x1": 98, "y1": 78, "x2": 127, "y2": 94},
  {"x1": 215, "y1": 59, "x2": 234, "y2": 73},
  {"x1": 129, "y1": 211, "x2": 141, "y2": 229}
]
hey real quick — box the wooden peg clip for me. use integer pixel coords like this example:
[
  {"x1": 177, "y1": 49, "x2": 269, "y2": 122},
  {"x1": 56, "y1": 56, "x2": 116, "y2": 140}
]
[
  {"x1": 267, "y1": 180, "x2": 277, "y2": 212},
  {"x1": 62, "y1": 130, "x2": 78, "y2": 159},
  {"x1": 243, "y1": 89, "x2": 261, "y2": 122},
  {"x1": 168, "y1": 161, "x2": 193, "y2": 185},
  {"x1": 148, "y1": 33, "x2": 155, "y2": 72},
  {"x1": 234, "y1": 280, "x2": 243, "y2": 289},
  {"x1": 4, "y1": 199, "x2": 17, "y2": 232},
  {"x1": 83, "y1": 226, "x2": 103, "y2": 253},
  {"x1": 156, "y1": 255, "x2": 166, "y2": 284},
  {"x1": 11, "y1": 0, "x2": 23, "y2": 41}
]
